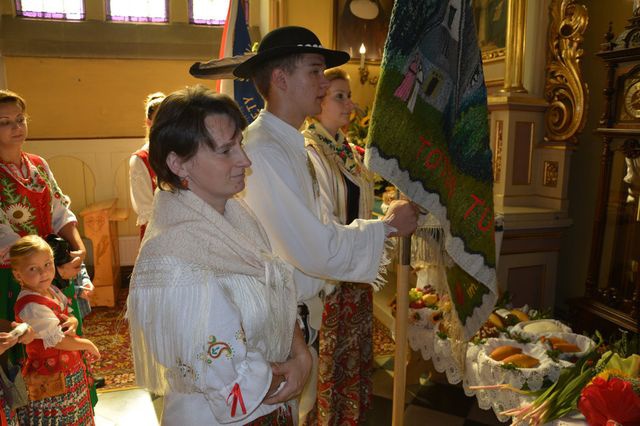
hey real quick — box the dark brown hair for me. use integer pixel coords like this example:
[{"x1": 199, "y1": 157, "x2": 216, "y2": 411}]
[
  {"x1": 252, "y1": 54, "x2": 303, "y2": 99},
  {"x1": 0, "y1": 90, "x2": 27, "y2": 111},
  {"x1": 149, "y1": 85, "x2": 247, "y2": 191}
]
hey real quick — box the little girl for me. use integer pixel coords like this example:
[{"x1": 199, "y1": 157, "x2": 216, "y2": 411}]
[{"x1": 10, "y1": 235, "x2": 99, "y2": 425}]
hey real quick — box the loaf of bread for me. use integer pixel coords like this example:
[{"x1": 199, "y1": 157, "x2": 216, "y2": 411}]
[
  {"x1": 501, "y1": 353, "x2": 540, "y2": 368},
  {"x1": 487, "y1": 313, "x2": 504, "y2": 329},
  {"x1": 510, "y1": 309, "x2": 529, "y2": 323},
  {"x1": 544, "y1": 337, "x2": 581, "y2": 353},
  {"x1": 489, "y1": 345, "x2": 522, "y2": 361}
]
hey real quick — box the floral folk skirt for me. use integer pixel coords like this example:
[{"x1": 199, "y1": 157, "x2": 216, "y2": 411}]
[
  {"x1": 18, "y1": 362, "x2": 94, "y2": 426},
  {"x1": 246, "y1": 405, "x2": 293, "y2": 425},
  {"x1": 313, "y1": 283, "x2": 373, "y2": 425},
  {"x1": 0, "y1": 392, "x2": 19, "y2": 426}
]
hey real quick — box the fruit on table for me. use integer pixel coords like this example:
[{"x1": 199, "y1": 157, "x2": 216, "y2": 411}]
[
  {"x1": 409, "y1": 299, "x2": 425, "y2": 309},
  {"x1": 409, "y1": 288, "x2": 424, "y2": 302},
  {"x1": 409, "y1": 287, "x2": 439, "y2": 308},
  {"x1": 421, "y1": 293, "x2": 438, "y2": 306},
  {"x1": 501, "y1": 353, "x2": 540, "y2": 368},
  {"x1": 490, "y1": 345, "x2": 522, "y2": 361}
]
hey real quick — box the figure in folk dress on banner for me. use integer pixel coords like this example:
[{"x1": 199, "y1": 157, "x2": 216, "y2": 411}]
[{"x1": 394, "y1": 53, "x2": 421, "y2": 106}]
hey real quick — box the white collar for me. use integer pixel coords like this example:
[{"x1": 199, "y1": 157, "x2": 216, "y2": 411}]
[{"x1": 257, "y1": 110, "x2": 306, "y2": 154}]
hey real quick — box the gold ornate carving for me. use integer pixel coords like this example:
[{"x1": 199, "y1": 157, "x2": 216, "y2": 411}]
[
  {"x1": 543, "y1": 0, "x2": 589, "y2": 146},
  {"x1": 543, "y1": 161, "x2": 559, "y2": 187},
  {"x1": 482, "y1": 48, "x2": 506, "y2": 63}
]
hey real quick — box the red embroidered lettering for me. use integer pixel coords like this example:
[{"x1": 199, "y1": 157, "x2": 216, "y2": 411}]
[
  {"x1": 476, "y1": 207, "x2": 493, "y2": 232},
  {"x1": 415, "y1": 134, "x2": 457, "y2": 199},
  {"x1": 463, "y1": 195, "x2": 492, "y2": 233},
  {"x1": 464, "y1": 194, "x2": 484, "y2": 219},
  {"x1": 416, "y1": 135, "x2": 432, "y2": 159},
  {"x1": 424, "y1": 149, "x2": 442, "y2": 170}
]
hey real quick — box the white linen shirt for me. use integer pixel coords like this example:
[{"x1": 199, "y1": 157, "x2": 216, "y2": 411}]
[
  {"x1": 16, "y1": 287, "x2": 68, "y2": 349},
  {"x1": 242, "y1": 111, "x2": 386, "y2": 329},
  {"x1": 129, "y1": 143, "x2": 155, "y2": 227}
]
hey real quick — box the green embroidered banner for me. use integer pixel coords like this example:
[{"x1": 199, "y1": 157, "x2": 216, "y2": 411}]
[{"x1": 365, "y1": 0, "x2": 497, "y2": 340}]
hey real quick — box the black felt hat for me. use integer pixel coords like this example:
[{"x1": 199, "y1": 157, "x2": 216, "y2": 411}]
[
  {"x1": 190, "y1": 54, "x2": 255, "y2": 80},
  {"x1": 233, "y1": 26, "x2": 350, "y2": 79}
]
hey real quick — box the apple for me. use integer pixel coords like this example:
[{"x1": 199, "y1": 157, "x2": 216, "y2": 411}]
[{"x1": 410, "y1": 299, "x2": 425, "y2": 309}]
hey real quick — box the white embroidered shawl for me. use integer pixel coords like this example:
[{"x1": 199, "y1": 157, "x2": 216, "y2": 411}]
[{"x1": 127, "y1": 190, "x2": 297, "y2": 395}]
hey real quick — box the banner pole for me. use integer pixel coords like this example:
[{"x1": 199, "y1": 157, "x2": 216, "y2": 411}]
[{"x1": 392, "y1": 234, "x2": 411, "y2": 426}]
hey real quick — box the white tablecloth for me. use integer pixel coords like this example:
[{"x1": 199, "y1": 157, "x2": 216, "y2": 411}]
[{"x1": 407, "y1": 324, "x2": 588, "y2": 424}]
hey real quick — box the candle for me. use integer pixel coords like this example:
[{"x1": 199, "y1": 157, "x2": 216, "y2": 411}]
[{"x1": 359, "y1": 43, "x2": 366, "y2": 68}]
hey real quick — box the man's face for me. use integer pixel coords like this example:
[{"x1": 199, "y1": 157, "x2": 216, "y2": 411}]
[{"x1": 285, "y1": 53, "x2": 330, "y2": 117}]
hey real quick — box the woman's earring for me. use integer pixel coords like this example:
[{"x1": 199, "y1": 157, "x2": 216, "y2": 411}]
[{"x1": 180, "y1": 176, "x2": 189, "y2": 189}]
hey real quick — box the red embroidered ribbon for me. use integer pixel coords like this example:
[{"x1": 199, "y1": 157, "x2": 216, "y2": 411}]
[{"x1": 226, "y1": 383, "x2": 246, "y2": 417}]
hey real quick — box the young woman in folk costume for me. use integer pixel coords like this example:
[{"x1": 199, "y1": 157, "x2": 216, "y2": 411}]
[
  {"x1": 129, "y1": 92, "x2": 166, "y2": 240},
  {"x1": 303, "y1": 68, "x2": 382, "y2": 425},
  {"x1": 0, "y1": 90, "x2": 85, "y2": 362},
  {"x1": 11, "y1": 235, "x2": 99, "y2": 425}
]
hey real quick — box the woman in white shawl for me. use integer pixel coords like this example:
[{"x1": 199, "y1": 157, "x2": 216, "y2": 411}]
[{"x1": 127, "y1": 85, "x2": 311, "y2": 425}]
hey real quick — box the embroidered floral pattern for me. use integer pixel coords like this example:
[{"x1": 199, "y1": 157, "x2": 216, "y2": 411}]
[
  {"x1": 0, "y1": 154, "x2": 47, "y2": 192},
  {"x1": 1, "y1": 178, "x2": 38, "y2": 234},
  {"x1": 5, "y1": 202, "x2": 33, "y2": 225},
  {"x1": 307, "y1": 122, "x2": 360, "y2": 174},
  {"x1": 235, "y1": 329, "x2": 246, "y2": 344},
  {"x1": 36, "y1": 165, "x2": 69, "y2": 208},
  {"x1": 0, "y1": 153, "x2": 66, "y2": 238},
  {"x1": 198, "y1": 336, "x2": 233, "y2": 364},
  {"x1": 175, "y1": 357, "x2": 199, "y2": 381}
]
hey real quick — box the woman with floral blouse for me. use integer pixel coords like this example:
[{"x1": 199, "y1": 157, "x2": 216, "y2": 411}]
[{"x1": 0, "y1": 90, "x2": 85, "y2": 361}]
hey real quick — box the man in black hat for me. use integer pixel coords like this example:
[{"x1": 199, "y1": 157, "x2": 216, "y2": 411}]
[{"x1": 236, "y1": 26, "x2": 418, "y2": 420}]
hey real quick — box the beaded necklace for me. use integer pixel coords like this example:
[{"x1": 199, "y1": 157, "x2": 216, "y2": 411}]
[{"x1": 0, "y1": 152, "x2": 33, "y2": 186}]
